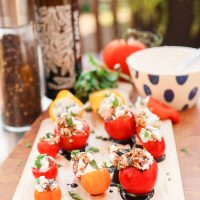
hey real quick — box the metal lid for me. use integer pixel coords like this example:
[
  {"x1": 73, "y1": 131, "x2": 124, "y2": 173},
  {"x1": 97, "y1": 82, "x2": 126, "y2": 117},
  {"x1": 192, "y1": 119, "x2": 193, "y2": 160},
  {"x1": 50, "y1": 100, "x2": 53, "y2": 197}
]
[{"x1": 0, "y1": 0, "x2": 30, "y2": 28}]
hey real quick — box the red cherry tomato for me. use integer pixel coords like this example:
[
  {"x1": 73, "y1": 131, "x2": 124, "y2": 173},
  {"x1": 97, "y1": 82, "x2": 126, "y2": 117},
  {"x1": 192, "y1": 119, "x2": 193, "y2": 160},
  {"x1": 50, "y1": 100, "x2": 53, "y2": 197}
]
[
  {"x1": 32, "y1": 158, "x2": 58, "y2": 179},
  {"x1": 104, "y1": 112, "x2": 136, "y2": 140},
  {"x1": 103, "y1": 39, "x2": 145, "y2": 76},
  {"x1": 119, "y1": 161, "x2": 158, "y2": 195},
  {"x1": 37, "y1": 141, "x2": 60, "y2": 158},
  {"x1": 56, "y1": 118, "x2": 90, "y2": 151}
]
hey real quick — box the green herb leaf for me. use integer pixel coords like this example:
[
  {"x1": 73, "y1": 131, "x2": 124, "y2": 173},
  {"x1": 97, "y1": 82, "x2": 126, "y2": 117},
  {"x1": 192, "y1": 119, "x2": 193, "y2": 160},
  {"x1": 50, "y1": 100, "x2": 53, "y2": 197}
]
[
  {"x1": 34, "y1": 155, "x2": 45, "y2": 169},
  {"x1": 66, "y1": 116, "x2": 74, "y2": 127},
  {"x1": 68, "y1": 191, "x2": 83, "y2": 200},
  {"x1": 90, "y1": 130, "x2": 95, "y2": 134},
  {"x1": 58, "y1": 164, "x2": 63, "y2": 168},
  {"x1": 25, "y1": 142, "x2": 32, "y2": 148},
  {"x1": 70, "y1": 111, "x2": 78, "y2": 117},
  {"x1": 180, "y1": 147, "x2": 188, "y2": 153},
  {"x1": 89, "y1": 159, "x2": 98, "y2": 170},
  {"x1": 112, "y1": 97, "x2": 119, "y2": 108},
  {"x1": 144, "y1": 131, "x2": 149, "y2": 138},
  {"x1": 46, "y1": 133, "x2": 51, "y2": 138},
  {"x1": 86, "y1": 146, "x2": 99, "y2": 153},
  {"x1": 71, "y1": 150, "x2": 80, "y2": 159}
]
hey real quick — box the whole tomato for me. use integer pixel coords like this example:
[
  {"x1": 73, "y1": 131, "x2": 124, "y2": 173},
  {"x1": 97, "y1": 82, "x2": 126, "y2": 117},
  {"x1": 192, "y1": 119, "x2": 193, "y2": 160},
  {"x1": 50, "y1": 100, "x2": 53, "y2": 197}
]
[
  {"x1": 119, "y1": 161, "x2": 158, "y2": 195},
  {"x1": 32, "y1": 156, "x2": 58, "y2": 179},
  {"x1": 56, "y1": 118, "x2": 90, "y2": 151},
  {"x1": 34, "y1": 186, "x2": 61, "y2": 200},
  {"x1": 80, "y1": 168, "x2": 110, "y2": 195},
  {"x1": 104, "y1": 112, "x2": 136, "y2": 140},
  {"x1": 103, "y1": 39, "x2": 145, "y2": 76}
]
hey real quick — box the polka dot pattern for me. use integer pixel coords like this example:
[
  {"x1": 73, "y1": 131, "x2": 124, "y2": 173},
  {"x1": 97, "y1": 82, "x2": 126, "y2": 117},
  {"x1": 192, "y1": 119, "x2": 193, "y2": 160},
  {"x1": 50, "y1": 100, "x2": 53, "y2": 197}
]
[
  {"x1": 143, "y1": 84, "x2": 152, "y2": 95},
  {"x1": 148, "y1": 74, "x2": 159, "y2": 85},
  {"x1": 188, "y1": 87, "x2": 198, "y2": 100},
  {"x1": 176, "y1": 75, "x2": 188, "y2": 85},
  {"x1": 164, "y1": 89, "x2": 174, "y2": 102}
]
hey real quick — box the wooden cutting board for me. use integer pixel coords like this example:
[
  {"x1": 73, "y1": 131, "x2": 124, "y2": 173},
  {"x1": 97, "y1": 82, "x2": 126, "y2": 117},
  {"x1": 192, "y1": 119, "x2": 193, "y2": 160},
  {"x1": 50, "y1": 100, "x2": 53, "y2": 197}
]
[{"x1": 13, "y1": 83, "x2": 185, "y2": 200}]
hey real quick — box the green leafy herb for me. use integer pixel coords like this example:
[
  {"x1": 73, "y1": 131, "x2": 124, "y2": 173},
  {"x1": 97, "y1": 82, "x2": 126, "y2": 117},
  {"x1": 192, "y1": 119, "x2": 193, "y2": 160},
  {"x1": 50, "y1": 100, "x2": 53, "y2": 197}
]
[
  {"x1": 68, "y1": 191, "x2": 83, "y2": 200},
  {"x1": 112, "y1": 97, "x2": 119, "y2": 108},
  {"x1": 25, "y1": 142, "x2": 32, "y2": 148},
  {"x1": 71, "y1": 150, "x2": 80, "y2": 159},
  {"x1": 180, "y1": 147, "x2": 188, "y2": 153},
  {"x1": 86, "y1": 146, "x2": 99, "y2": 153},
  {"x1": 89, "y1": 159, "x2": 98, "y2": 170},
  {"x1": 34, "y1": 155, "x2": 45, "y2": 168},
  {"x1": 144, "y1": 130, "x2": 149, "y2": 138},
  {"x1": 46, "y1": 133, "x2": 51, "y2": 138},
  {"x1": 58, "y1": 164, "x2": 63, "y2": 168},
  {"x1": 66, "y1": 116, "x2": 74, "y2": 127}
]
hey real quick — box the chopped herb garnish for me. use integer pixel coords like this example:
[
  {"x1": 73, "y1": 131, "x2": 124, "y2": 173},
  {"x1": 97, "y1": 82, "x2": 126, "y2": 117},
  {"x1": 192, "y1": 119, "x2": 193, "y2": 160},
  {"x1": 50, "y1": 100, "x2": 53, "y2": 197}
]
[
  {"x1": 144, "y1": 131, "x2": 149, "y2": 138},
  {"x1": 91, "y1": 130, "x2": 95, "y2": 134},
  {"x1": 71, "y1": 150, "x2": 80, "y2": 159},
  {"x1": 34, "y1": 155, "x2": 45, "y2": 168},
  {"x1": 25, "y1": 142, "x2": 32, "y2": 148},
  {"x1": 86, "y1": 146, "x2": 99, "y2": 153},
  {"x1": 112, "y1": 97, "x2": 119, "y2": 108},
  {"x1": 89, "y1": 159, "x2": 98, "y2": 170},
  {"x1": 180, "y1": 147, "x2": 188, "y2": 153},
  {"x1": 58, "y1": 164, "x2": 63, "y2": 168},
  {"x1": 70, "y1": 111, "x2": 77, "y2": 117},
  {"x1": 68, "y1": 191, "x2": 83, "y2": 200},
  {"x1": 85, "y1": 107, "x2": 92, "y2": 112},
  {"x1": 66, "y1": 116, "x2": 74, "y2": 127},
  {"x1": 46, "y1": 133, "x2": 51, "y2": 138}
]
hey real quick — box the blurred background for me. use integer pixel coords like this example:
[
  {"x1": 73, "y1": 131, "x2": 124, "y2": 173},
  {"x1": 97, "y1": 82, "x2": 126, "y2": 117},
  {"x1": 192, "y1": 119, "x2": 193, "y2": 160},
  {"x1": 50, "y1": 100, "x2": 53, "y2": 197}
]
[{"x1": 79, "y1": 0, "x2": 200, "y2": 52}]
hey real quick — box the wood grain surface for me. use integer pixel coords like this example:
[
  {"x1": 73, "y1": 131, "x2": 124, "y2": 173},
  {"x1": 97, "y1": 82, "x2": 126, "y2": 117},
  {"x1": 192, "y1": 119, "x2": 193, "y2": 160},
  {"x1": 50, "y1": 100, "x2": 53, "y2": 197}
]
[{"x1": 0, "y1": 85, "x2": 200, "y2": 200}]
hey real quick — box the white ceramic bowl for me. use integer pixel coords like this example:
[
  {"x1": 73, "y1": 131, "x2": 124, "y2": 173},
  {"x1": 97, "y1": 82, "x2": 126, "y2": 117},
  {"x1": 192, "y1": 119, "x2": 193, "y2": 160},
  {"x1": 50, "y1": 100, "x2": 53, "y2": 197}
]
[{"x1": 127, "y1": 46, "x2": 200, "y2": 110}]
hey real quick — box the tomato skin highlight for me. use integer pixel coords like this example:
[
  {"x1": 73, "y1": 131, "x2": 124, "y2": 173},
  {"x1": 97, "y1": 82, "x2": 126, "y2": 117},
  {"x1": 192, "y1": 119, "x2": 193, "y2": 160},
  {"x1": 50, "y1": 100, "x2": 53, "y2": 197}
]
[
  {"x1": 37, "y1": 141, "x2": 60, "y2": 158},
  {"x1": 32, "y1": 161, "x2": 58, "y2": 180},
  {"x1": 103, "y1": 39, "x2": 145, "y2": 76},
  {"x1": 119, "y1": 161, "x2": 158, "y2": 195},
  {"x1": 55, "y1": 118, "x2": 90, "y2": 151},
  {"x1": 104, "y1": 112, "x2": 136, "y2": 140},
  {"x1": 34, "y1": 186, "x2": 61, "y2": 200},
  {"x1": 80, "y1": 168, "x2": 111, "y2": 195}
]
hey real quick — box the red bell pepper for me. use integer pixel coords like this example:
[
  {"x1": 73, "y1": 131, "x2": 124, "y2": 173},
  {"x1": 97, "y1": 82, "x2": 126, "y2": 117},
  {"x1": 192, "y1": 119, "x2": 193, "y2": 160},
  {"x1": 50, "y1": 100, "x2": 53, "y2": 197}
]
[{"x1": 147, "y1": 96, "x2": 180, "y2": 123}]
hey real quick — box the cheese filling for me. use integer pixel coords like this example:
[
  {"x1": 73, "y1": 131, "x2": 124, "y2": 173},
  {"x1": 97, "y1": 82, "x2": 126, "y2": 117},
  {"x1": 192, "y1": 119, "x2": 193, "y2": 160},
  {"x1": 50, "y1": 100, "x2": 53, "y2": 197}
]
[
  {"x1": 139, "y1": 126, "x2": 162, "y2": 143},
  {"x1": 40, "y1": 133, "x2": 60, "y2": 145},
  {"x1": 35, "y1": 176, "x2": 57, "y2": 192},
  {"x1": 53, "y1": 98, "x2": 82, "y2": 118}
]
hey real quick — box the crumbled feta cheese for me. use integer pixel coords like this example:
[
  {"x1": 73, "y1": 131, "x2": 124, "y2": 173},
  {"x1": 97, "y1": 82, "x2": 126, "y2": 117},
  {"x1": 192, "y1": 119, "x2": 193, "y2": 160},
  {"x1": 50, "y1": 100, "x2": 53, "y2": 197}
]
[
  {"x1": 35, "y1": 176, "x2": 57, "y2": 192},
  {"x1": 136, "y1": 107, "x2": 160, "y2": 128},
  {"x1": 139, "y1": 126, "x2": 162, "y2": 143},
  {"x1": 40, "y1": 133, "x2": 60, "y2": 145},
  {"x1": 98, "y1": 93, "x2": 123, "y2": 118},
  {"x1": 135, "y1": 96, "x2": 150, "y2": 109},
  {"x1": 53, "y1": 98, "x2": 82, "y2": 118}
]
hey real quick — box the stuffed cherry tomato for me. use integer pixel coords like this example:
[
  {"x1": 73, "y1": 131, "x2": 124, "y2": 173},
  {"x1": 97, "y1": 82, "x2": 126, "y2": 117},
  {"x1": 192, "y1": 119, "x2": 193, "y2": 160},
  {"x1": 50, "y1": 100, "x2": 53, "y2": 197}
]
[
  {"x1": 55, "y1": 114, "x2": 90, "y2": 151},
  {"x1": 89, "y1": 89, "x2": 125, "y2": 118},
  {"x1": 138, "y1": 126, "x2": 165, "y2": 159},
  {"x1": 104, "y1": 105, "x2": 136, "y2": 140},
  {"x1": 49, "y1": 90, "x2": 84, "y2": 122},
  {"x1": 32, "y1": 154, "x2": 58, "y2": 179},
  {"x1": 135, "y1": 107, "x2": 160, "y2": 135},
  {"x1": 73, "y1": 152, "x2": 110, "y2": 195},
  {"x1": 37, "y1": 133, "x2": 60, "y2": 158},
  {"x1": 118, "y1": 148, "x2": 158, "y2": 195},
  {"x1": 34, "y1": 176, "x2": 61, "y2": 200}
]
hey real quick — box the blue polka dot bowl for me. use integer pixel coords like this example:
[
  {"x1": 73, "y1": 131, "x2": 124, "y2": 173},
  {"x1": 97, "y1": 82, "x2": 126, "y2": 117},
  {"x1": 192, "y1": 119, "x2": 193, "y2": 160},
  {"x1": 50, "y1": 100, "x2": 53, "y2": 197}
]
[{"x1": 127, "y1": 46, "x2": 200, "y2": 111}]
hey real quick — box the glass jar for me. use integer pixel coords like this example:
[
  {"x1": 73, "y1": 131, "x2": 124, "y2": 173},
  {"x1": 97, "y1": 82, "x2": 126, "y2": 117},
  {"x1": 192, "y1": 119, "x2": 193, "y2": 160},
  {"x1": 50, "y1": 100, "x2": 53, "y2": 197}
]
[
  {"x1": 35, "y1": 0, "x2": 82, "y2": 99},
  {"x1": 0, "y1": 1, "x2": 41, "y2": 132}
]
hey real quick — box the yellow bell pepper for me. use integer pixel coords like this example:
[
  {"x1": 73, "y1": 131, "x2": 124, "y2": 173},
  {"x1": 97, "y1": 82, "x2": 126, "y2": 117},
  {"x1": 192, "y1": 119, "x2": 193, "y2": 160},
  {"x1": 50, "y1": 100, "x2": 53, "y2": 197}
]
[
  {"x1": 89, "y1": 89, "x2": 125, "y2": 116},
  {"x1": 49, "y1": 90, "x2": 84, "y2": 121}
]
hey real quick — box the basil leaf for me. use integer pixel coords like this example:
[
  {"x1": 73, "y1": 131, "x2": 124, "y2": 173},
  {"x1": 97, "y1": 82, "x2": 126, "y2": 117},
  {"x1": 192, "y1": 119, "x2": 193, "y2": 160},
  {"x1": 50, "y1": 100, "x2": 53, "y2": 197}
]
[
  {"x1": 66, "y1": 116, "x2": 74, "y2": 127},
  {"x1": 112, "y1": 97, "x2": 119, "y2": 107},
  {"x1": 68, "y1": 191, "x2": 83, "y2": 200},
  {"x1": 89, "y1": 159, "x2": 98, "y2": 170},
  {"x1": 34, "y1": 155, "x2": 45, "y2": 169}
]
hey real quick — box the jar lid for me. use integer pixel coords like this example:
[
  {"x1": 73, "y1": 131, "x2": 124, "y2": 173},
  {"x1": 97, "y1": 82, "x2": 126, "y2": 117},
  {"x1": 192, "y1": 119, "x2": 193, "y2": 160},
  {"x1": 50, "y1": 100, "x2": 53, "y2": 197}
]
[{"x1": 0, "y1": 0, "x2": 30, "y2": 28}]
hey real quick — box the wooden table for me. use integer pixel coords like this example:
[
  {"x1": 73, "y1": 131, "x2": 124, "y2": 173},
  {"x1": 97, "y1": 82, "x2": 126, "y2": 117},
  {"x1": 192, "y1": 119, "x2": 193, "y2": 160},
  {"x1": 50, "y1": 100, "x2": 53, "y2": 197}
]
[{"x1": 0, "y1": 99, "x2": 200, "y2": 200}]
